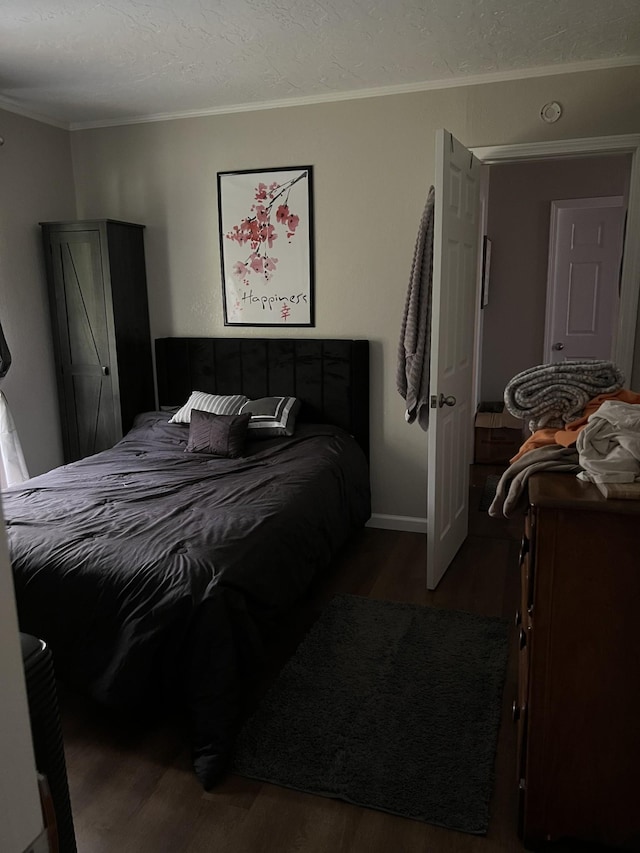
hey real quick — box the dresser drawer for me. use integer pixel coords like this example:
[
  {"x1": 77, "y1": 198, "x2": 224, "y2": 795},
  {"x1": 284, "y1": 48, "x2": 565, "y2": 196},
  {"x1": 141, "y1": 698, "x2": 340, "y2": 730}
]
[{"x1": 515, "y1": 520, "x2": 533, "y2": 783}]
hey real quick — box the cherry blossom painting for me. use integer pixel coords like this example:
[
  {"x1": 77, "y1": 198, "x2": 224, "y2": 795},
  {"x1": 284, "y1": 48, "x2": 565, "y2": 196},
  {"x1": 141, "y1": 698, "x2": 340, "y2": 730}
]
[{"x1": 217, "y1": 166, "x2": 315, "y2": 326}]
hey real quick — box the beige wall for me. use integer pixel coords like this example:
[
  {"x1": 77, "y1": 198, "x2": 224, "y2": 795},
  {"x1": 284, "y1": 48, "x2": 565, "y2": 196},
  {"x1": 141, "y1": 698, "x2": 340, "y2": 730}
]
[
  {"x1": 0, "y1": 110, "x2": 69, "y2": 837},
  {"x1": 482, "y1": 153, "x2": 632, "y2": 402},
  {"x1": 0, "y1": 502, "x2": 44, "y2": 853},
  {"x1": 0, "y1": 67, "x2": 638, "y2": 523},
  {"x1": 69, "y1": 65, "x2": 640, "y2": 525},
  {"x1": 0, "y1": 109, "x2": 76, "y2": 477}
]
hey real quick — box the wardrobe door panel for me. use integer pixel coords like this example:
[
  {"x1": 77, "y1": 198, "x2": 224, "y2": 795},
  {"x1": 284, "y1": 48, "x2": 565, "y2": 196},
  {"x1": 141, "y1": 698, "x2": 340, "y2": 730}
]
[{"x1": 49, "y1": 230, "x2": 117, "y2": 460}]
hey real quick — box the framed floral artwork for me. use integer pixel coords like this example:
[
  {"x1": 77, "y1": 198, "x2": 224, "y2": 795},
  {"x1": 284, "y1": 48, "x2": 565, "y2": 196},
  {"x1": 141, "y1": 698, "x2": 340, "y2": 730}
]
[{"x1": 217, "y1": 166, "x2": 315, "y2": 326}]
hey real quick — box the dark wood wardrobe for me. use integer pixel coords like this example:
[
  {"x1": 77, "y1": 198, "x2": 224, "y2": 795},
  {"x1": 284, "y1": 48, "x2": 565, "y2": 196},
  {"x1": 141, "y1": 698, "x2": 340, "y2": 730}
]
[{"x1": 41, "y1": 220, "x2": 155, "y2": 463}]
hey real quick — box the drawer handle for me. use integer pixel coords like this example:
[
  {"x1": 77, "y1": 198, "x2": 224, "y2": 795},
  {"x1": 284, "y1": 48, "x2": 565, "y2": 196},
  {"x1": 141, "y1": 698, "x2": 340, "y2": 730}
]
[
  {"x1": 519, "y1": 627, "x2": 527, "y2": 649},
  {"x1": 512, "y1": 700, "x2": 521, "y2": 722},
  {"x1": 518, "y1": 536, "x2": 530, "y2": 565},
  {"x1": 515, "y1": 609, "x2": 521, "y2": 627}
]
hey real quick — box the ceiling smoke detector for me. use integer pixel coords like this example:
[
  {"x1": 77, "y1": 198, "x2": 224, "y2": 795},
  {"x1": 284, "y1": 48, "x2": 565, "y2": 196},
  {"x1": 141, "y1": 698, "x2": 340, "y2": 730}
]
[{"x1": 540, "y1": 101, "x2": 562, "y2": 123}]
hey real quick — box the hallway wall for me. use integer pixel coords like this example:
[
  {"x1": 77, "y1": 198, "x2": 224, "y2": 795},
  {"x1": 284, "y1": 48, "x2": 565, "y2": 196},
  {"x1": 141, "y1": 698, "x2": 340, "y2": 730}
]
[{"x1": 481, "y1": 153, "x2": 632, "y2": 401}]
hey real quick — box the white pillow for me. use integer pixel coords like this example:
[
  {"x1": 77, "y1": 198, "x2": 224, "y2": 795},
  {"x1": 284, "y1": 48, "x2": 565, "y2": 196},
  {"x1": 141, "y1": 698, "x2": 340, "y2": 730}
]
[{"x1": 168, "y1": 391, "x2": 248, "y2": 424}]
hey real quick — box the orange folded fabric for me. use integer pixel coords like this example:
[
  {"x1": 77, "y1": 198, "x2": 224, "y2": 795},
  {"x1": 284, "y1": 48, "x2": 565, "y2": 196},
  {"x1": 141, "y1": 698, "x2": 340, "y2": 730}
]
[{"x1": 510, "y1": 388, "x2": 640, "y2": 463}]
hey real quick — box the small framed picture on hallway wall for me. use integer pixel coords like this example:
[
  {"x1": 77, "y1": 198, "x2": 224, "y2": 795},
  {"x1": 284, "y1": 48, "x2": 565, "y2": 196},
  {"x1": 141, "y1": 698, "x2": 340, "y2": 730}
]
[{"x1": 217, "y1": 166, "x2": 315, "y2": 326}]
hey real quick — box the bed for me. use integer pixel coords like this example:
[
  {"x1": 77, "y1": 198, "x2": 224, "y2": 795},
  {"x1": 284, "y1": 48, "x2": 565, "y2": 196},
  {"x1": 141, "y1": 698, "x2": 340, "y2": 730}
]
[{"x1": 6, "y1": 337, "x2": 371, "y2": 788}]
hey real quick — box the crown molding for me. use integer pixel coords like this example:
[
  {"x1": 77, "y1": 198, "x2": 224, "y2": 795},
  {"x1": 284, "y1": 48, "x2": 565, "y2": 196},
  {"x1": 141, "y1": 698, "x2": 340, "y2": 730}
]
[
  {"x1": 0, "y1": 97, "x2": 69, "y2": 130},
  {"x1": 1, "y1": 55, "x2": 638, "y2": 133},
  {"x1": 69, "y1": 55, "x2": 640, "y2": 131}
]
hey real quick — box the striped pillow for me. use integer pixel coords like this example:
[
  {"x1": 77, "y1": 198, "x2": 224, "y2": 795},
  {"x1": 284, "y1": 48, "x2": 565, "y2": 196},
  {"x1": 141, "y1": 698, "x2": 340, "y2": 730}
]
[{"x1": 168, "y1": 391, "x2": 248, "y2": 424}]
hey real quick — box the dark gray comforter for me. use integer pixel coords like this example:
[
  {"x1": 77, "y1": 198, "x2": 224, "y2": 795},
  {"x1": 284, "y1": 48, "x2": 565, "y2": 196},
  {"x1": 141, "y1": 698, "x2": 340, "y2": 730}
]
[{"x1": 5, "y1": 411, "x2": 370, "y2": 788}]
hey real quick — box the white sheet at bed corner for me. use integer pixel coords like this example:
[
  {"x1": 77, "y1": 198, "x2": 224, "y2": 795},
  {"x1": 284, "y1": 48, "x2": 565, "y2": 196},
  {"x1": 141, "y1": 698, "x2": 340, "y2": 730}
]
[
  {"x1": 576, "y1": 400, "x2": 640, "y2": 484},
  {"x1": 0, "y1": 390, "x2": 29, "y2": 488}
]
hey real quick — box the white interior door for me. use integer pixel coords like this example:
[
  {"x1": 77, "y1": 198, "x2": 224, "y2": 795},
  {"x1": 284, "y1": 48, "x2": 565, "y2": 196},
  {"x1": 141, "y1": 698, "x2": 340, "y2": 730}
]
[
  {"x1": 427, "y1": 130, "x2": 482, "y2": 590},
  {"x1": 544, "y1": 196, "x2": 626, "y2": 363}
]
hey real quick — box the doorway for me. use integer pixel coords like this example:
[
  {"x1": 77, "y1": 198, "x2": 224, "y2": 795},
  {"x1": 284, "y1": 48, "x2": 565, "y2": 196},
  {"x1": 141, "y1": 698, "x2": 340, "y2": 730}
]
[
  {"x1": 478, "y1": 152, "x2": 632, "y2": 401},
  {"x1": 427, "y1": 133, "x2": 640, "y2": 588}
]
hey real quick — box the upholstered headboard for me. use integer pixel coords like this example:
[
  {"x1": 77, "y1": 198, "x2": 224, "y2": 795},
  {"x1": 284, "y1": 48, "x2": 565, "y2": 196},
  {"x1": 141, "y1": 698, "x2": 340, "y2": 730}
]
[{"x1": 155, "y1": 337, "x2": 369, "y2": 458}]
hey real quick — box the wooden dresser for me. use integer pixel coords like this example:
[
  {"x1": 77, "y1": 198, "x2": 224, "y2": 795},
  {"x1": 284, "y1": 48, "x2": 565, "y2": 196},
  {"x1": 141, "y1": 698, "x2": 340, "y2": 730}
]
[{"x1": 515, "y1": 473, "x2": 640, "y2": 850}]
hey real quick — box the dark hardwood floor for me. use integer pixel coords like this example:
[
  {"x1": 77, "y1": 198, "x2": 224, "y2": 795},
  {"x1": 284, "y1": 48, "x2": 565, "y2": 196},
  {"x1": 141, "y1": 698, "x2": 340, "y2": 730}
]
[{"x1": 57, "y1": 466, "x2": 592, "y2": 852}]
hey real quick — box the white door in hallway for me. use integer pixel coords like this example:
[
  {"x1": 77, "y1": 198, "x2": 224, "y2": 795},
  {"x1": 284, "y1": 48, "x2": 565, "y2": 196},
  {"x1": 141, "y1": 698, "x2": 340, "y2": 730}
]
[
  {"x1": 544, "y1": 196, "x2": 626, "y2": 363},
  {"x1": 427, "y1": 130, "x2": 482, "y2": 590}
]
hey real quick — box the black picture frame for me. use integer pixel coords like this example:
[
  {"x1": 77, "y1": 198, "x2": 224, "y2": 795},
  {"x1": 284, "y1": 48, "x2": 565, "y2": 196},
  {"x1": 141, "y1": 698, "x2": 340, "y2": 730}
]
[
  {"x1": 217, "y1": 165, "x2": 315, "y2": 327},
  {"x1": 481, "y1": 236, "x2": 492, "y2": 309}
]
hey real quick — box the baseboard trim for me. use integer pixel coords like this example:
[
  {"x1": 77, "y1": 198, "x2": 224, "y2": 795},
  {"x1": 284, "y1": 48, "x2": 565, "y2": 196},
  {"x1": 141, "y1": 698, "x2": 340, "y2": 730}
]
[{"x1": 367, "y1": 514, "x2": 427, "y2": 534}]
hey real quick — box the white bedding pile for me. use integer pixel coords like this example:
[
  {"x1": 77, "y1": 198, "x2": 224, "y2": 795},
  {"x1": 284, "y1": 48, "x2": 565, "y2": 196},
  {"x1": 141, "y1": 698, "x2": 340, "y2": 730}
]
[{"x1": 576, "y1": 400, "x2": 640, "y2": 484}]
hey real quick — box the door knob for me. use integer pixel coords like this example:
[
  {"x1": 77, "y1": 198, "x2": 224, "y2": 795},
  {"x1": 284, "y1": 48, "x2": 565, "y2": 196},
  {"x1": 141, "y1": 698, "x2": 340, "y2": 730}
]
[
  {"x1": 552, "y1": 342, "x2": 564, "y2": 351},
  {"x1": 438, "y1": 394, "x2": 456, "y2": 408}
]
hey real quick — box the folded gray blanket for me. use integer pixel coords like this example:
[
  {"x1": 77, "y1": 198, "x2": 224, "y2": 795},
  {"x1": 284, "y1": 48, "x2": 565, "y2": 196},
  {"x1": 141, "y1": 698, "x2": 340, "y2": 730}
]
[{"x1": 503, "y1": 360, "x2": 624, "y2": 433}]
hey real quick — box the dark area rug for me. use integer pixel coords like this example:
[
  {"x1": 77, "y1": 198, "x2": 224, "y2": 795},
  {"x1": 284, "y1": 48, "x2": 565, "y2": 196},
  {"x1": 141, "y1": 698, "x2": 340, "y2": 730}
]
[
  {"x1": 479, "y1": 473, "x2": 500, "y2": 511},
  {"x1": 233, "y1": 594, "x2": 509, "y2": 834}
]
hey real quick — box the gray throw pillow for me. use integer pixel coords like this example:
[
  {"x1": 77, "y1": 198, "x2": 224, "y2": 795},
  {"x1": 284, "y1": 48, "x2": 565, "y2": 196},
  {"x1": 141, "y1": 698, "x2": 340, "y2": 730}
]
[{"x1": 186, "y1": 409, "x2": 251, "y2": 458}]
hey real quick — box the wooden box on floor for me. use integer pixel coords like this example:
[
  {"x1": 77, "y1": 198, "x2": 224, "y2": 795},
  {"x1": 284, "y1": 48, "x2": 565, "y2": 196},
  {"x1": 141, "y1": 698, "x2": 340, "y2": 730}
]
[{"x1": 474, "y1": 404, "x2": 523, "y2": 464}]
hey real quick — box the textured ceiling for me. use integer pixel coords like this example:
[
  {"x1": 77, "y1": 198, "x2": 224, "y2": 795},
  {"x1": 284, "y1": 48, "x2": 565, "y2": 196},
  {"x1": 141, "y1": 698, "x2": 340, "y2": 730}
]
[{"x1": 1, "y1": 0, "x2": 639, "y2": 128}]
